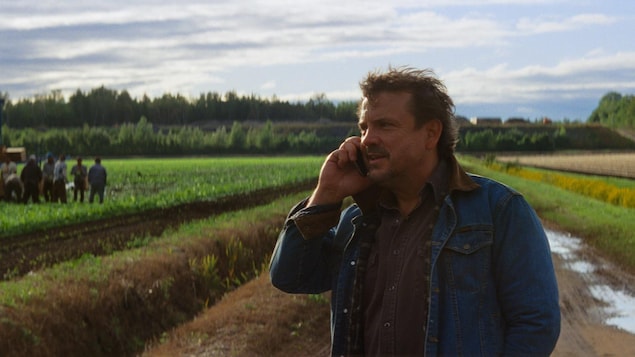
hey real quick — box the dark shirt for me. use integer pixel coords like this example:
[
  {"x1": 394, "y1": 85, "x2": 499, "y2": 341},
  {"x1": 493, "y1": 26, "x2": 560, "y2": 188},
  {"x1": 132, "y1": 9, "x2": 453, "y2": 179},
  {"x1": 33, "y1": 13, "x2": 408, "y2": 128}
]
[
  {"x1": 363, "y1": 160, "x2": 449, "y2": 356},
  {"x1": 88, "y1": 163, "x2": 107, "y2": 186},
  {"x1": 21, "y1": 161, "x2": 43, "y2": 184},
  {"x1": 71, "y1": 164, "x2": 87, "y2": 181}
]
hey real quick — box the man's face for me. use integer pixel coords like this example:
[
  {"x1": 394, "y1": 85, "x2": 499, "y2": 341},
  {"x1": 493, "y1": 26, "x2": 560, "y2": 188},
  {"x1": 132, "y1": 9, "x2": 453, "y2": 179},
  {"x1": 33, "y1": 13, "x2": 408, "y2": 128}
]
[{"x1": 358, "y1": 91, "x2": 438, "y2": 187}]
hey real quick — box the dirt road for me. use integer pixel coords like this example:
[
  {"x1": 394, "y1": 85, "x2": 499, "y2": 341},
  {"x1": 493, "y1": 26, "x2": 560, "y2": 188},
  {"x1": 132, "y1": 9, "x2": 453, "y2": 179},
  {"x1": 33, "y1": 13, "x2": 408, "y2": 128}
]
[{"x1": 549, "y1": 228, "x2": 635, "y2": 356}]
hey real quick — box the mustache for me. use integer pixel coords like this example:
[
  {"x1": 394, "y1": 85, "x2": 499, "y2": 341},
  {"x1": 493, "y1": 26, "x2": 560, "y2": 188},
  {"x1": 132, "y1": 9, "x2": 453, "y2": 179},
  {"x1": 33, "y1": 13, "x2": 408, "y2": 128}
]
[{"x1": 364, "y1": 146, "x2": 389, "y2": 157}]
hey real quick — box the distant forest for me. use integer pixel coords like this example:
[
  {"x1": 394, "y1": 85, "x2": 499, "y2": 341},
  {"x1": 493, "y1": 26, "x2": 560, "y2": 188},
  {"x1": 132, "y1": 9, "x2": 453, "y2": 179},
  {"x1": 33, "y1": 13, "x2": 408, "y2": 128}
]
[
  {"x1": 0, "y1": 87, "x2": 358, "y2": 128},
  {"x1": 1, "y1": 87, "x2": 634, "y2": 157},
  {"x1": 588, "y1": 92, "x2": 635, "y2": 128}
]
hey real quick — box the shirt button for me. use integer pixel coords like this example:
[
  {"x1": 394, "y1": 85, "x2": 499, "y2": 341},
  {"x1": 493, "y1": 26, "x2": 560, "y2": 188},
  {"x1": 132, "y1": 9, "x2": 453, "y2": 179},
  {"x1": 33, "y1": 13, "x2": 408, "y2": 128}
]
[
  {"x1": 343, "y1": 308, "x2": 348, "y2": 314},
  {"x1": 383, "y1": 322, "x2": 391, "y2": 328},
  {"x1": 388, "y1": 285, "x2": 396, "y2": 291},
  {"x1": 392, "y1": 250, "x2": 399, "y2": 255},
  {"x1": 350, "y1": 261, "x2": 356, "y2": 266}
]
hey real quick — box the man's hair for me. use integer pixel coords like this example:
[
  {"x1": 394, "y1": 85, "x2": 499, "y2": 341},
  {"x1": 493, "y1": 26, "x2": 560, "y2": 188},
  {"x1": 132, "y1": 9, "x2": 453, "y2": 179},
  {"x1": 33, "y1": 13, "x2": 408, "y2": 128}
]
[{"x1": 358, "y1": 66, "x2": 459, "y2": 158}]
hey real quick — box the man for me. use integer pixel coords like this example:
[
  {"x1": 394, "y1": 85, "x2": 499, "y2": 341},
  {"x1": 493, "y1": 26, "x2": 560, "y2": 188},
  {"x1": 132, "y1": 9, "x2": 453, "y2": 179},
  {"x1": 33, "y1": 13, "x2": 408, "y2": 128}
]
[
  {"x1": 52, "y1": 154, "x2": 68, "y2": 203},
  {"x1": 42, "y1": 154, "x2": 56, "y2": 202},
  {"x1": 88, "y1": 157, "x2": 107, "y2": 204},
  {"x1": 21, "y1": 155, "x2": 42, "y2": 204},
  {"x1": 70, "y1": 157, "x2": 88, "y2": 202},
  {"x1": 269, "y1": 67, "x2": 560, "y2": 356}
]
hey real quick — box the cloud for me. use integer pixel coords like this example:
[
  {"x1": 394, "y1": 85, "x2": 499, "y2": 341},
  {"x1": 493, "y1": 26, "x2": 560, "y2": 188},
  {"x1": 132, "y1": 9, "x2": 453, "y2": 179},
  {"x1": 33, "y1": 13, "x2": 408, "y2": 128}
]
[
  {"x1": 444, "y1": 51, "x2": 635, "y2": 104},
  {"x1": 1, "y1": 0, "x2": 633, "y2": 121},
  {"x1": 260, "y1": 80, "x2": 277, "y2": 90},
  {"x1": 516, "y1": 13, "x2": 616, "y2": 34}
]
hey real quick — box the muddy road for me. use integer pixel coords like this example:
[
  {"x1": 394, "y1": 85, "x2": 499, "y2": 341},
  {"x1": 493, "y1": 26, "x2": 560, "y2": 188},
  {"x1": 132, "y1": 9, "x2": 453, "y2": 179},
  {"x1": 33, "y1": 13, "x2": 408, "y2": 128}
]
[{"x1": 548, "y1": 228, "x2": 635, "y2": 356}]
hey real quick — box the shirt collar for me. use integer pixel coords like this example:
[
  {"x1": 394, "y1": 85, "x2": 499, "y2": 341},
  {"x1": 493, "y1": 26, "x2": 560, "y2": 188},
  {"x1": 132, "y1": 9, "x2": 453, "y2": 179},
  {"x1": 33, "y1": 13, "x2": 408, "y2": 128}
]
[{"x1": 354, "y1": 154, "x2": 480, "y2": 214}]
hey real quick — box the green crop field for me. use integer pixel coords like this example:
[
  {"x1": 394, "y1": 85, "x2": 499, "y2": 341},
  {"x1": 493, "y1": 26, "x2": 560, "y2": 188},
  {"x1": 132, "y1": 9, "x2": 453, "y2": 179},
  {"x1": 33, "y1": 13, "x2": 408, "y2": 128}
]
[{"x1": 0, "y1": 156, "x2": 323, "y2": 238}]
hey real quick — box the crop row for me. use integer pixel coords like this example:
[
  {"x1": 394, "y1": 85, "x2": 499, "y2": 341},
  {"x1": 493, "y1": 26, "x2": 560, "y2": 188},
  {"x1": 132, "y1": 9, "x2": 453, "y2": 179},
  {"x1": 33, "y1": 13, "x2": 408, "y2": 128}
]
[
  {"x1": 0, "y1": 156, "x2": 323, "y2": 238},
  {"x1": 480, "y1": 154, "x2": 635, "y2": 208},
  {"x1": 495, "y1": 152, "x2": 635, "y2": 179}
]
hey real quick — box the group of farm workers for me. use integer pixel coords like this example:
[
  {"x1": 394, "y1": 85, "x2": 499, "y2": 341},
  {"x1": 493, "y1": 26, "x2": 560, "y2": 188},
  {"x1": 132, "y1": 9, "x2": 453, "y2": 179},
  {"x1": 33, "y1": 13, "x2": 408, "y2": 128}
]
[{"x1": 0, "y1": 154, "x2": 107, "y2": 204}]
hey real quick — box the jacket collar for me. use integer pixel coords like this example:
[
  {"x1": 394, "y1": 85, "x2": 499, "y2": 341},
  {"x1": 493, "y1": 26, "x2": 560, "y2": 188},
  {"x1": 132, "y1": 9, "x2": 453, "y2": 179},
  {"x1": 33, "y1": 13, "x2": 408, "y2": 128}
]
[{"x1": 353, "y1": 154, "x2": 479, "y2": 215}]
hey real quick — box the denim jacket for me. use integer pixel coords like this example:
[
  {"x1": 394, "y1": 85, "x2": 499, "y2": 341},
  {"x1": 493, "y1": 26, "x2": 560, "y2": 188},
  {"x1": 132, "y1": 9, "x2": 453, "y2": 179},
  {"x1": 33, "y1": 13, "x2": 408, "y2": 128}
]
[{"x1": 270, "y1": 163, "x2": 560, "y2": 356}]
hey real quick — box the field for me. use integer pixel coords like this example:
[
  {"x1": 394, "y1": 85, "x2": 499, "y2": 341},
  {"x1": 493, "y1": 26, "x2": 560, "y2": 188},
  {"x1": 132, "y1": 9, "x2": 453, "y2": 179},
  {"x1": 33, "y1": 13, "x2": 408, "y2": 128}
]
[
  {"x1": 0, "y1": 156, "x2": 323, "y2": 238},
  {"x1": 1, "y1": 153, "x2": 635, "y2": 356},
  {"x1": 0, "y1": 156, "x2": 327, "y2": 356},
  {"x1": 0, "y1": 157, "x2": 322, "y2": 280},
  {"x1": 496, "y1": 152, "x2": 635, "y2": 179}
]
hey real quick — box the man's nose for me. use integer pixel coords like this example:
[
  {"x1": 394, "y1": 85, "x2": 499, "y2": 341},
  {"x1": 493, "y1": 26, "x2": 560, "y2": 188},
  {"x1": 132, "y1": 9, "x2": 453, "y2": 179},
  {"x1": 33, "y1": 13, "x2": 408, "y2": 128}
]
[{"x1": 361, "y1": 128, "x2": 379, "y2": 147}]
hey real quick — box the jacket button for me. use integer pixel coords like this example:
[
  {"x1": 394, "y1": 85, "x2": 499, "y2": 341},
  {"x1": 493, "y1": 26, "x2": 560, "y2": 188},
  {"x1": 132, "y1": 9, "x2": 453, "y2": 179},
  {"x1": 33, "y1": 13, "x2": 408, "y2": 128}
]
[{"x1": 463, "y1": 243, "x2": 471, "y2": 250}]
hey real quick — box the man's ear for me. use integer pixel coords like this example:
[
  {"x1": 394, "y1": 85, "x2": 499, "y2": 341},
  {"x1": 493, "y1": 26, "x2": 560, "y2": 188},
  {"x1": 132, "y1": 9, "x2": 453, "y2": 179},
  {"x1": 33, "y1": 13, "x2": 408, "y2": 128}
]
[{"x1": 424, "y1": 119, "x2": 442, "y2": 150}]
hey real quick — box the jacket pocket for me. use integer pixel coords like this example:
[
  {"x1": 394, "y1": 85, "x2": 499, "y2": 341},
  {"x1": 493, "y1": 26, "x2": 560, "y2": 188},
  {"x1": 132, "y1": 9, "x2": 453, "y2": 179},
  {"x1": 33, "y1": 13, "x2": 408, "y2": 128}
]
[{"x1": 440, "y1": 225, "x2": 493, "y2": 294}]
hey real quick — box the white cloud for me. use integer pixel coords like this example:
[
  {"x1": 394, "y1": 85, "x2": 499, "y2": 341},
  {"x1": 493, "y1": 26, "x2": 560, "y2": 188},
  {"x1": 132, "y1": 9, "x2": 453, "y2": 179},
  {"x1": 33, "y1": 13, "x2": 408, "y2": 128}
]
[
  {"x1": 260, "y1": 80, "x2": 277, "y2": 90},
  {"x1": 516, "y1": 13, "x2": 616, "y2": 34},
  {"x1": 445, "y1": 51, "x2": 635, "y2": 104}
]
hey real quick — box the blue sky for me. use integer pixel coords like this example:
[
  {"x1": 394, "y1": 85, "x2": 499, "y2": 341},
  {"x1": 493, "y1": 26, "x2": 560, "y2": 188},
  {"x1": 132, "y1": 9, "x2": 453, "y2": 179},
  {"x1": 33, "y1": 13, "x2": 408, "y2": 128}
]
[{"x1": 1, "y1": 0, "x2": 634, "y2": 121}]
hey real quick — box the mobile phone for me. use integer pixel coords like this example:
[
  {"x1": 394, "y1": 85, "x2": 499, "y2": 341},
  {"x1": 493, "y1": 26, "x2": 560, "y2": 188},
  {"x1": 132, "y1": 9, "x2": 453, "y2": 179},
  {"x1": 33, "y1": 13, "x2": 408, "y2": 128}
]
[{"x1": 355, "y1": 147, "x2": 368, "y2": 176}]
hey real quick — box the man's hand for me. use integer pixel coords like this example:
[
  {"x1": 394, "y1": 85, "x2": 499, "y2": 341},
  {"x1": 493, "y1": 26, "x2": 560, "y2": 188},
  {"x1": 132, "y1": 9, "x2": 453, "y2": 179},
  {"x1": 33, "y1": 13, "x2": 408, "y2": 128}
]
[{"x1": 307, "y1": 137, "x2": 373, "y2": 207}]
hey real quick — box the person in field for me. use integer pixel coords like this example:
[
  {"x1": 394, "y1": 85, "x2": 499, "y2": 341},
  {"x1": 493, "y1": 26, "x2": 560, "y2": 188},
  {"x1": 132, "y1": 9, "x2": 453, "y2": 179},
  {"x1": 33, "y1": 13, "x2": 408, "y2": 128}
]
[
  {"x1": 88, "y1": 156, "x2": 107, "y2": 204},
  {"x1": 270, "y1": 66, "x2": 560, "y2": 356},
  {"x1": 70, "y1": 157, "x2": 88, "y2": 203},
  {"x1": 52, "y1": 154, "x2": 68, "y2": 203},
  {"x1": 41, "y1": 154, "x2": 56, "y2": 202},
  {"x1": 21, "y1": 155, "x2": 42, "y2": 204}
]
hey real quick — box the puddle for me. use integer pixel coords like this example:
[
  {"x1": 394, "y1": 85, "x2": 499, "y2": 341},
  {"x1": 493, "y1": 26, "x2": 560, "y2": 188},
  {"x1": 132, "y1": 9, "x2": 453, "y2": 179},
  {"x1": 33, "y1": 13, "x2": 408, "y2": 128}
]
[{"x1": 547, "y1": 229, "x2": 635, "y2": 334}]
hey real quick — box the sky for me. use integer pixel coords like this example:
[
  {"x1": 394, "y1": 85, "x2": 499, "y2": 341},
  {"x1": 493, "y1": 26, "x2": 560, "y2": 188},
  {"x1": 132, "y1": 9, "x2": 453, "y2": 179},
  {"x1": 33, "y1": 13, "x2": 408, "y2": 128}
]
[{"x1": 1, "y1": 0, "x2": 634, "y2": 121}]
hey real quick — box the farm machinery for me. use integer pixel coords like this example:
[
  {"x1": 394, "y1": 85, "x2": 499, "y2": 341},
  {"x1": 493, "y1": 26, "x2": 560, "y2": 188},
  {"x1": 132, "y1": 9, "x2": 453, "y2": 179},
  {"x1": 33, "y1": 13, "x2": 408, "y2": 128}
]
[{"x1": 0, "y1": 98, "x2": 27, "y2": 199}]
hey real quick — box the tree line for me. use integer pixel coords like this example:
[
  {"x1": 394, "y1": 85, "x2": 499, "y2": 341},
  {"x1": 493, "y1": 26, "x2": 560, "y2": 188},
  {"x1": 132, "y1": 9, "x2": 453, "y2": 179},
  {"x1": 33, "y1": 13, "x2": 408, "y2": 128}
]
[
  {"x1": 1, "y1": 87, "x2": 358, "y2": 129},
  {"x1": 2, "y1": 119, "x2": 632, "y2": 159},
  {"x1": 1, "y1": 88, "x2": 634, "y2": 157},
  {"x1": 588, "y1": 92, "x2": 635, "y2": 128},
  {"x1": 0, "y1": 118, "x2": 354, "y2": 157}
]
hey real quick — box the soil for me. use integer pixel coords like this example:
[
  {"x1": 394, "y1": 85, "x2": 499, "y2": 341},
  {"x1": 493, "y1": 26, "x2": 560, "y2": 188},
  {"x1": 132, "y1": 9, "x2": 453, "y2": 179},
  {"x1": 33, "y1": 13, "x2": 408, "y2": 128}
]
[
  {"x1": 3, "y1": 182, "x2": 635, "y2": 355},
  {"x1": 0, "y1": 180, "x2": 316, "y2": 280}
]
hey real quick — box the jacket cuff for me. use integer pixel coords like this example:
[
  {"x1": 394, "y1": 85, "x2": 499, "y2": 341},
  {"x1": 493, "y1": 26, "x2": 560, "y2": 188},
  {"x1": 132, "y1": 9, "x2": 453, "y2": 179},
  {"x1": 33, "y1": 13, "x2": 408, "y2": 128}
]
[{"x1": 290, "y1": 201, "x2": 342, "y2": 240}]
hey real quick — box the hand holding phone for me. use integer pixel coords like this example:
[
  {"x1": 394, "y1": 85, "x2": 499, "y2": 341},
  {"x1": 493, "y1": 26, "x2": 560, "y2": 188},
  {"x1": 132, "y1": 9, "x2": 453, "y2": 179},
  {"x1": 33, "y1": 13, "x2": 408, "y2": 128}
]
[
  {"x1": 355, "y1": 147, "x2": 368, "y2": 176},
  {"x1": 307, "y1": 139, "x2": 371, "y2": 207}
]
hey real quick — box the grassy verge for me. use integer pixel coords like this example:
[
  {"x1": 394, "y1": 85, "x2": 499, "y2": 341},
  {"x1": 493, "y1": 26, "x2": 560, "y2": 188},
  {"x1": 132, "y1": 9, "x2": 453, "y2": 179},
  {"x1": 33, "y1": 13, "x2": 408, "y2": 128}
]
[{"x1": 459, "y1": 154, "x2": 635, "y2": 274}]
